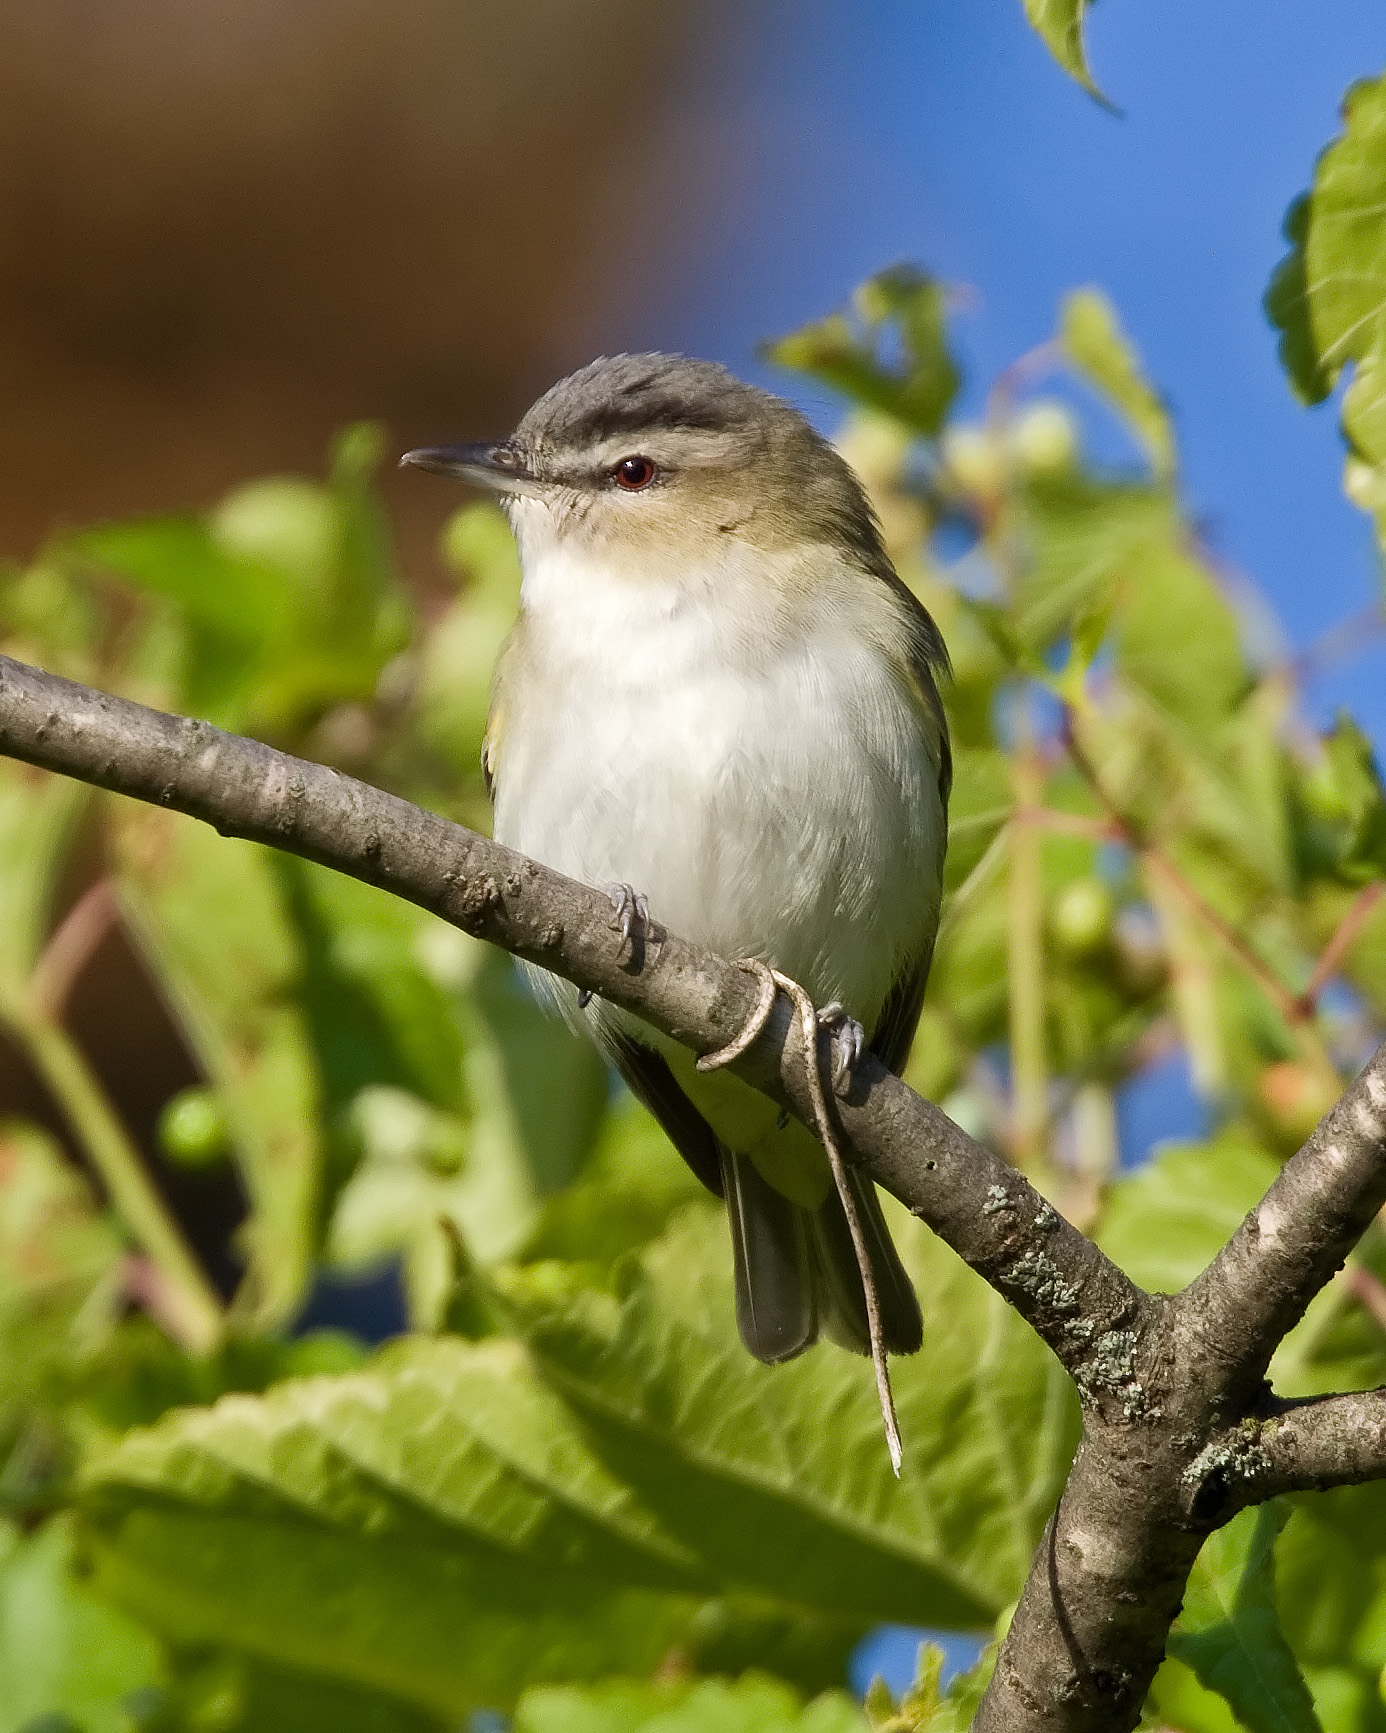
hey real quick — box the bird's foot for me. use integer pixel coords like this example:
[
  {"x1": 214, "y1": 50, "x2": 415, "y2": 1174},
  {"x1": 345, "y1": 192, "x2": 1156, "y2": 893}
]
[
  {"x1": 816, "y1": 1002, "x2": 866, "y2": 1097},
  {"x1": 603, "y1": 882, "x2": 660, "y2": 955}
]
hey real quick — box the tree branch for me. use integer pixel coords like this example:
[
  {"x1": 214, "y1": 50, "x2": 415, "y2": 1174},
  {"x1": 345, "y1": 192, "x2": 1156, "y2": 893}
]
[
  {"x1": 1246, "y1": 1388, "x2": 1386, "y2": 1498},
  {"x1": 1179, "y1": 1048, "x2": 1386, "y2": 1410},
  {"x1": 0, "y1": 653, "x2": 1144, "y2": 1382},
  {"x1": 5, "y1": 650, "x2": 1386, "y2": 1733}
]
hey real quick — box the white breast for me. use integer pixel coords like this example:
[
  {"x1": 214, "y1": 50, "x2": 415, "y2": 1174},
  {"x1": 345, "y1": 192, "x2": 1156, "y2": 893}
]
[{"x1": 491, "y1": 539, "x2": 945, "y2": 1028}]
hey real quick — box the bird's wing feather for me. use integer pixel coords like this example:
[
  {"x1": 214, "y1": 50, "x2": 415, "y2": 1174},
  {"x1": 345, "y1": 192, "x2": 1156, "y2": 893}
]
[
  {"x1": 867, "y1": 573, "x2": 952, "y2": 1076},
  {"x1": 869, "y1": 949, "x2": 933, "y2": 1076}
]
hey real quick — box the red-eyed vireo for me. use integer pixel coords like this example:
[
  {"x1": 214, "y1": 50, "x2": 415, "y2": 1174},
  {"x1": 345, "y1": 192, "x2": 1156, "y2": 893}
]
[{"x1": 404, "y1": 354, "x2": 951, "y2": 1369}]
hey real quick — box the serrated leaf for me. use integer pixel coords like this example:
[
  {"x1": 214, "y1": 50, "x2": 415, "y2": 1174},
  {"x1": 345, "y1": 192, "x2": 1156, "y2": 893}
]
[
  {"x1": 0, "y1": 1515, "x2": 165, "y2": 1733},
  {"x1": 82, "y1": 1335, "x2": 711, "y2": 1714},
  {"x1": 1266, "y1": 72, "x2": 1386, "y2": 470},
  {"x1": 505, "y1": 1208, "x2": 1078, "y2": 1628},
  {"x1": 513, "y1": 1675, "x2": 866, "y2": 1733},
  {"x1": 84, "y1": 1335, "x2": 707, "y2": 1588},
  {"x1": 1169, "y1": 1504, "x2": 1321, "y2": 1733},
  {"x1": 1061, "y1": 290, "x2": 1175, "y2": 481}
]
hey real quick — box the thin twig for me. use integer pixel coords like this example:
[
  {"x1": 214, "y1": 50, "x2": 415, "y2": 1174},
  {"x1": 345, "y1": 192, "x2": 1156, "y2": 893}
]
[
  {"x1": 26, "y1": 878, "x2": 117, "y2": 1020},
  {"x1": 1287, "y1": 602, "x2": 1386, "y2": 691},
  {"x1": 1063, "y1": 717, "x2": 1309, "y2": 1029},
  {"x1": 1300, "y1": 882, "x2": 1386, "y2": 1014},
  {"x1": 1014, "y1": 806, "x2": 1113, "y2": 844},
  {"x1": 10, "y1": 1009, "x2": 222, "y2": 1353}
]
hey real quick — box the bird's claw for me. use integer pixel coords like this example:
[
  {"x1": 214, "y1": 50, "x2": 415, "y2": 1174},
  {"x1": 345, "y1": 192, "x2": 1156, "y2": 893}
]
[
  {"x1": 817, "y1": 1002, "x2": 866, "y2": 1096},
  {"x1": 604, "y1": 882, "x2": 657, "y2": 953}
]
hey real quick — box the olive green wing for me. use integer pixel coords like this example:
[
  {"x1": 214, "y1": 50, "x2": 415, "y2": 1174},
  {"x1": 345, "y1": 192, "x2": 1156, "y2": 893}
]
[{"x1": 871, "y1": 571, "x2": 952, "y2": 1076}]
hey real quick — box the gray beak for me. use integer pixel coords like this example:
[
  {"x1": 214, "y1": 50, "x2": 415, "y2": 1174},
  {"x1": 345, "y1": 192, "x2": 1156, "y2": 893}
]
[{"x1": 399, "y1": 442, "x2": 537, "y2": 493}]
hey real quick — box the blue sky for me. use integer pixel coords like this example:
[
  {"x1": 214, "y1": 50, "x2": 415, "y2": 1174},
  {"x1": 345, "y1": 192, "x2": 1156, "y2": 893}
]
[{"x1": 613, "y1": 0, "x2": 1386, "y2": 742}]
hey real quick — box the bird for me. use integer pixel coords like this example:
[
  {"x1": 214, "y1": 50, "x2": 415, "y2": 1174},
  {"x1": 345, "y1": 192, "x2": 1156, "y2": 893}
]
[{"x1": 403, "y1": 353, "x2": 951, "y2": 1374}]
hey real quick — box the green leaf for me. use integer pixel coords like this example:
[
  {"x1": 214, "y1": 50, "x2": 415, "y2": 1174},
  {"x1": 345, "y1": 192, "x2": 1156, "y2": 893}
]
[
  {"x1": 521, "y1": 1090, "x2": 708, "y2": 1274},
  {"x1": 275, "y1": 858, "x2": 466, "y2": 1120},
  {"x1": 1010, "y1": 478, "x2": 1170, "y2": 653},
  {"x1": 1061, "y1": 290, "x2": 1175, "y2": 481},
  {"x1": 84, "y1": 1330, "x2": 710, "y2": 1592},
  {"x1": 506, "y1": 1207, "x2": 1078, "y2": 1628},
  {"x1": 82, "y1": 1335, "x2": 719, "y2": 1714},
  {"x1": 75, "y1": 436, "x2": 411, "y2": 735},
  {"x1": 1275, "y1": 1482, "x2": 1386, "y2": 1733},
  {"x1": 415, "y1": 503, "x2": 523, "y2": 780},
  {"x1": 1169, "y1": 1504, "x2": 1322, "y2": 1733},
  {"x1": 158, "y1": 1651, "x2": 449, "y2": 1733},
  {"x1": 110, "y1": 811, "x2": 321, "y2": 1329},
  {"x1": 1265, "y1": 196, "x2": 1332, "y2": 406},
  {"x1": 1097, "y1": 1137, "x2": 1279, "y2": 1294},
  {"x1": 88, "y1": 1506, "x2": 697, "y2": 1721},
  {"x1": 764, "y1": 267, "x2": 961, "y2": 437},
  {"x1": 1147, "y1": 1655, "x2": 1244, "y2": 1733},
  {"x1": 512, "y1": 1675, "x2": 866, "y2": 1733},
  {"x1": 1113, "y1": 542, "x2": 1245, "y2": 737},
  {"x1": 1020, "y1": 0, "x2": 1108, "y2": 103},
  {"x1": 861, "y1": 1637, "x2": 1000, "y2": 1733},
  {"x1": 0, "y1": 1122, "x2": 121, "y2": 1441},
  {"x1": 0, "y1": 1516, "x2": 165, "y2": 1733},
  {"x1": 1266, "y1": 72, "x2": 1386, "y2": 466},
  {"x1": 466, "y1": 947, "x2": 611, "y2": 1200},
  {"x1": 0, "y1": 764, "x2": 88, "y2": 1008},
  {"x1": 1294, "y1": 716, "x2": 1386, "y2": 885},
  {"x1": 941, "y1": 747, "x2": 1012, "y2": 895},
  {"x1": 324, "y1": 937, "x2": 611, "y2": 1319}
]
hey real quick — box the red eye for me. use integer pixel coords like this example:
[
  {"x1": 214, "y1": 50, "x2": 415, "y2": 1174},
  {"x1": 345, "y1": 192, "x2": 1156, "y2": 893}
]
[{"x1": 613, "y1": 455, "x2": 657, "y2": 491}]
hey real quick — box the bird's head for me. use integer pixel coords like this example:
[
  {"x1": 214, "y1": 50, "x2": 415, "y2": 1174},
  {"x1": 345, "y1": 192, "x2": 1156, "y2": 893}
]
[{"x1": 401, "y1": 352, "x2": 891, "y2": 582}]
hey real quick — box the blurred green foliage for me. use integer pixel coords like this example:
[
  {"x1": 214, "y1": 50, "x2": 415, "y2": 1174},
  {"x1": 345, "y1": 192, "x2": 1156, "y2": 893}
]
[
  {"x1": 2, "y1": 144, "x2": 1386, "y2": 1726},
  {"x1": 1017, "y1": 0, "x2": 1109, "y2": 105},
  {"x1": 1267, "y1": 69, "x2": 1386, "y2": 545}
]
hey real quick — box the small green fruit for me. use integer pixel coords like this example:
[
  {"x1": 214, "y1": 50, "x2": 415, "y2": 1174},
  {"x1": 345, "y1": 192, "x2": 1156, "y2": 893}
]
[
  {"x1": 158, "y1": 1088, "x2": 231, "y2": 1169},
  {"x1": 1051, "y1": 878, "x2": 1114, "y2": 957}
]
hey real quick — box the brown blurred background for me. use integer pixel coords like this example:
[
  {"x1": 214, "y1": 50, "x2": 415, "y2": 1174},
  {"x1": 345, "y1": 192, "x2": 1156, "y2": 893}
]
[
  {"x1": 0, "y1": 0, "x2": 746, "y2": 573},
  {"x1": 0, "y1": 0, "x2": 758, "y2": 1304}
]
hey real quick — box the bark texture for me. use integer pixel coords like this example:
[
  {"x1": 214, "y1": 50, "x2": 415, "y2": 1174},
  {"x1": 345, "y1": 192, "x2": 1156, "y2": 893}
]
[{"x1": 3, "y1": 651, "x2": 1386, "y2": 1733}]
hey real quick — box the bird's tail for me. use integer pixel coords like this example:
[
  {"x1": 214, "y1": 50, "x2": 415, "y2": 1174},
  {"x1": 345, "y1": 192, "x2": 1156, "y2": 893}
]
[{"x1": 719, "y1": 1147, "x2": 923, "y2": 1365}]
